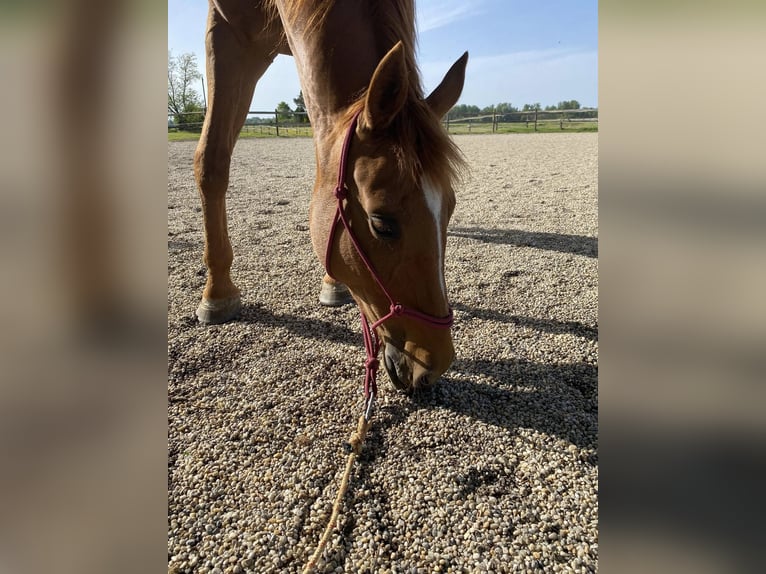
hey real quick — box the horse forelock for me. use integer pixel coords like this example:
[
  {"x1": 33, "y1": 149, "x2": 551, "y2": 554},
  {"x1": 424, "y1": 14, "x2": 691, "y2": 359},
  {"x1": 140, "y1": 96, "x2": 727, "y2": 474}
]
[{"x1": 336, "y1": 98, "x2": 463, "y2": 205}]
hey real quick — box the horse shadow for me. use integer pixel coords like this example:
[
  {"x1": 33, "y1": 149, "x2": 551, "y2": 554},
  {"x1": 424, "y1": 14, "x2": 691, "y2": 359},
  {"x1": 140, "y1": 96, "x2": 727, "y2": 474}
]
[
  {"x1": 235, "y1": 302, "x2": 597, "y2": 454},
  {"x1": 448, "y1": 226, "x2": 598, "y2": 258},
  {"x1": 360, "y1": 356, "x2": 597, "y2": 461},
  {"x1": 452, "y1": 302, "x2": 598, "y2": 342},
  {"x1": 237, "y1": 302, "x2": 360, "y2": 347},
  {"x1": 356, "y1": 303, "x2": 598, "y2": 459}
]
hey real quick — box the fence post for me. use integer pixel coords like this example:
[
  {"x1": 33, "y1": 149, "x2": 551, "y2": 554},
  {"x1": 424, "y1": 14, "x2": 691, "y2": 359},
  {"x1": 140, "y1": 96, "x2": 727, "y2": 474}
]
[
  {"x1": 534, "y1": 109, "x2": 538, "y2": 132},
  {"x1": 274, "y1": 109, "x2": 280, "y2": 137},
  {"x1": 492, "y1": 111, "x2": 497, "y2": 133}
]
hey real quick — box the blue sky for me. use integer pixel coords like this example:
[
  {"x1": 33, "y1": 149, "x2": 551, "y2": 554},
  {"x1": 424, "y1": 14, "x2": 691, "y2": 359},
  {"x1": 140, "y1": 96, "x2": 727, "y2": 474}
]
[{"x1": 168, "y1": 0, "x2": 597, "y2": 111}]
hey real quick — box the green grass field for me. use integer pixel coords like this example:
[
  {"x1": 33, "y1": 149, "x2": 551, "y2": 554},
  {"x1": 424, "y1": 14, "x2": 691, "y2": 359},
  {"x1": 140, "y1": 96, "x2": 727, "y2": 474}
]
[
  {"x1": 445, "y1": 120, "x2": 598, "y2": 135},
  {"x1": 168, "y1": 125, "x2": 314, "y2": 142},
  {"x1": 168, "y1": 120, "x2": 597, "y2": 141}
]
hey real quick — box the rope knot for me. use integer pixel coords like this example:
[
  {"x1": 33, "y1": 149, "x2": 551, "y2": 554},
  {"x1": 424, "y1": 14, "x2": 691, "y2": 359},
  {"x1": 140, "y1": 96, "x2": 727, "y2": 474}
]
[
  {"x1": 344, "y1": 415, "x2": 371, "y2": 455},
  {"x1": 334, "y1": 184, "x2": 347, "y2": 200},
  {"x1": 364, "y1": 357, "x2": 379, "y2": 371}
]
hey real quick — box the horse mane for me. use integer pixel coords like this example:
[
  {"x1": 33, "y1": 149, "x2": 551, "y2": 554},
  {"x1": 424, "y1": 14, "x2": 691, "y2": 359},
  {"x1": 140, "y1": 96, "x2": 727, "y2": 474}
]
[
  {"x1": 349, "y1": 0, "x2": 465, "y2": 194},
  {"x1": 273, "y1": 0, "x2": 466, "y2": 192}
]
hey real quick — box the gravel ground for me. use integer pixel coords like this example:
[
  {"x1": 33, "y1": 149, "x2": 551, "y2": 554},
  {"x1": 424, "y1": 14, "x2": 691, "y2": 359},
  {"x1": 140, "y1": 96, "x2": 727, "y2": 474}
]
[{"x1": 168, "y1": 133, "x2": 598, "y2": 574}]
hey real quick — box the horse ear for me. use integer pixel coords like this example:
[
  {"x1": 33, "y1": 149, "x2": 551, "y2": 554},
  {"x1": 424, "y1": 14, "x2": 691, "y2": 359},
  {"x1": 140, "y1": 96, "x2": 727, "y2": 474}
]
[
  {"x1": 361, "y1": 41, "x2": 408, "y2": 132},
  {"x1": 425, "y1": 51, "x2": 469, "y2": 119}
]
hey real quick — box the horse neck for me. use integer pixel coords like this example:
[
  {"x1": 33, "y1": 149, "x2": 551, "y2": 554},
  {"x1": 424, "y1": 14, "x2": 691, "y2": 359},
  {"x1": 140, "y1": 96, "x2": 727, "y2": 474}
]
[{"x1": 280, "y1": 2, "x2": 398, "y2": 137}]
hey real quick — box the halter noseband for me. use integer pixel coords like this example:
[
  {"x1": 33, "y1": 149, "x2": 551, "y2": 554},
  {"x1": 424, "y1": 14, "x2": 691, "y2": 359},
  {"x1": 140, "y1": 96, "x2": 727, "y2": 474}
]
[{"x1": 324, "y1": 111, "x2": 454, "y2": 417}]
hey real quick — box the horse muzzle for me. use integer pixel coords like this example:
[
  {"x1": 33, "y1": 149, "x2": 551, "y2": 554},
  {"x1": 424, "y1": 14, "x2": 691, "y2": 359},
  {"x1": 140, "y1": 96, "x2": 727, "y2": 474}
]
[{"x1": 383, "y1": 341, "x2": 454, "y2": 393}]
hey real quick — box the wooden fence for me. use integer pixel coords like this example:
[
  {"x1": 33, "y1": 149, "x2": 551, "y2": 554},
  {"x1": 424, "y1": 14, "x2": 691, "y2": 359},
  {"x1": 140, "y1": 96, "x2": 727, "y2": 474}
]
[
  {"x1": 444, "y1": 108, "x2": 598, "y2": 134},
  {"x1": 169, "y1": 107, "x2": 598, "y2": 136},
  {"x1": 168, "y1": 109, "x2": 311, "y2": 136}
]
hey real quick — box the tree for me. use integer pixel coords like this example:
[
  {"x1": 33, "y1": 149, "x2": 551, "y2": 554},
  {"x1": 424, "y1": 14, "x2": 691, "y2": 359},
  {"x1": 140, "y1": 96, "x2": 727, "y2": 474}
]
[
  {"x1": 276, "y1": 101, "x2": 292, "y2": 122},
  {"x1": 293, "y1": 91, "x2": 309, "y2": 123},
  {"x1": 168, "y1": 51, "x2": 205, "y2": 130},
  {"x1": 557, "y1": 100, "x2": 581, "y2": 110},
  {"x1": 522, "y1": 103, "x2": 541, "y2": 112},
  {"x1": 448, "y1": 104, "x2": 480, "y2": 119},
  {"x1": 495, "y1": 102, "x2": 517, "y2": 114}
]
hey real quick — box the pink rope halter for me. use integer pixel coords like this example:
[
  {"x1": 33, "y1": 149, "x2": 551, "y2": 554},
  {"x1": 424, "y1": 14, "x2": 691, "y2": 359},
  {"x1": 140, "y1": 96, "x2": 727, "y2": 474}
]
[{"x1": 324, "y1": 111, "x2": 454, "y2": 419}]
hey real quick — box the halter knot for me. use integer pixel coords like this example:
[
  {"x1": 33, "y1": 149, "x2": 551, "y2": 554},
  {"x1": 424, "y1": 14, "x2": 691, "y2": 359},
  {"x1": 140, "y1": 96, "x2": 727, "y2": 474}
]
[
  {"x1": 391, "y1": 303, "x2": 404, "y2": 316},
  {"x1": 364, "y1": 357, "x2": 379, "y2": 371},
  {"x1": 334, "y1": 184, "x2": 347, "y2": 200}
]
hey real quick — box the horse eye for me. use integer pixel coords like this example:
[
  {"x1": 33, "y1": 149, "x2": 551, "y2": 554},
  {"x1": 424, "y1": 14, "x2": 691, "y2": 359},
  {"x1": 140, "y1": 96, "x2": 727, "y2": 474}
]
[{"x1": 369, "y1": 215, "x2": 399, "y2": 239}]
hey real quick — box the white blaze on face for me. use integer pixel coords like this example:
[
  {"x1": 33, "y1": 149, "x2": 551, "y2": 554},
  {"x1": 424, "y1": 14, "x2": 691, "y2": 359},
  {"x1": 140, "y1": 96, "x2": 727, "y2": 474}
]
[{"x1": 421, "y1": 177, "x2": 448, "y2": 301}]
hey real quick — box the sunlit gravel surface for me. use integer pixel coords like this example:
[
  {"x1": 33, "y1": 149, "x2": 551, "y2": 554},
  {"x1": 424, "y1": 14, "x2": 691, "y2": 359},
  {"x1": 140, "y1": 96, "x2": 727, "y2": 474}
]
[{"x1": 168, "y1": 133, "x2": 598, "y2": 574}]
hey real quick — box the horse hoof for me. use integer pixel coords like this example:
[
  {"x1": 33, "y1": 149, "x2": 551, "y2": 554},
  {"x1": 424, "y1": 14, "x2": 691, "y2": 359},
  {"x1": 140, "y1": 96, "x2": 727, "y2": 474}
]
[
  {"x1": 196, "y1": 296, "x2": 241, "y2": 324},
  {"x1": 318, "y1": 282, "x2": 353, "y2": 307}
]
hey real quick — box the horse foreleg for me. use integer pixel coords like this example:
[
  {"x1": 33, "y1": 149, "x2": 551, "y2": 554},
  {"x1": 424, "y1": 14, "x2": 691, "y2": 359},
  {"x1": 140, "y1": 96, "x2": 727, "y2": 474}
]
[
  {"x1": 193, "y1": 7, "x2": 280, "y2": 323},
  {"x1": 194, "y1": 122, "x2": 241, "y2": 324}
]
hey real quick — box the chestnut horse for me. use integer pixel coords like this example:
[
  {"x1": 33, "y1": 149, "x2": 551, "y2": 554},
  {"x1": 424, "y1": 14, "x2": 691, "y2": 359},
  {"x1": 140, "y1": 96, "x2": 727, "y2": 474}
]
[{"x1": 193, "y1": 0, "x2": 467, "y2": 391}]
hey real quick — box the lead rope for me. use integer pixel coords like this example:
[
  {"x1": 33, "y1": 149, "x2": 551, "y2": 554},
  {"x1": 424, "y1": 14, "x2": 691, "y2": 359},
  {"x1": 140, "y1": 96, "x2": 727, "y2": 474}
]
[
  {"x1": 302, "y1": 413, "x2": 371, "y2": 574},
  {"x1": 303, "y1": 314, "x2": 378, "y2": 574}
]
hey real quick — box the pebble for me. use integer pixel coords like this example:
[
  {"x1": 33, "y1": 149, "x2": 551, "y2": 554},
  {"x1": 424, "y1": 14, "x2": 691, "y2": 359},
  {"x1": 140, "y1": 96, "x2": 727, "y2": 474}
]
[{"x1": 168, "y1": 134, "x2": 599, "y2": 572}]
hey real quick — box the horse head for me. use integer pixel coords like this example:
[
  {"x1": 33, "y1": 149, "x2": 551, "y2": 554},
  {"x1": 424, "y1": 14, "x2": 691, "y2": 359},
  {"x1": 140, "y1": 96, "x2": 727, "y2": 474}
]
[{"x1": 310, "y1": 42, "x2": 468, "y2": 393}]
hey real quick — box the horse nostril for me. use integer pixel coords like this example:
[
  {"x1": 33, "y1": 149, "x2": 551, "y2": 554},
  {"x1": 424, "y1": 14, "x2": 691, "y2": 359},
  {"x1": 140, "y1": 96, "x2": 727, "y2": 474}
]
[
  {"x1": 416, "y1": 371, "x2": 435, "y2": 389},
  {"x1": 384, "y1": 345, "x2": 409, "y2": 391}
]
